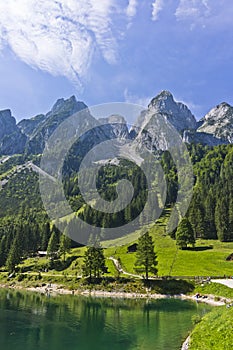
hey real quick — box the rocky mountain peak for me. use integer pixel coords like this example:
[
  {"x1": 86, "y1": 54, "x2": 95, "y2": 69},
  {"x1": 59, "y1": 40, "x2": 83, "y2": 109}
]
[
  {"x1": 50, "y1": 95, "x2": 87, "y2": 117},
  {"x1": 98, "y1": 115, "x2": 129, "y2": 139},
  {"x1": 149, "y1": 90, "x2": 174, "y2": 110},
  {"x1": 0, "y1": 109, "x2": 27, "y2": 155},
  {"x1": 0, "y1": 109, "x2": 18, "y2": 140},
  {"x1": 197, "y1": 102, "x2": 233, "y2": 142},
  {"x1": 148, "y1": 91, "x2": 197, "y2": 132}
]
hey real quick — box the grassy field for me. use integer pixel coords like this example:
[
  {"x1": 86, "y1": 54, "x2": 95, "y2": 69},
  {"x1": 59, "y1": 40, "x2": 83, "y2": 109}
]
[
  {"x1": 193, "y1": 282, "x2": 233, "y2": 300},
  {"x1": 1, "y1": 209, "x2": 233, "y2": 281},
  {"x1": 104, "y1": 210, "x2": 233, "y2": 277}
]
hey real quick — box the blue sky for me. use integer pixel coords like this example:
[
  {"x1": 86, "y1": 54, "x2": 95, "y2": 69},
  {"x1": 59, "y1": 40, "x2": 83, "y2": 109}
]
[{"x1": 0, "y1": 0, "x2": 232, "y2": 121}]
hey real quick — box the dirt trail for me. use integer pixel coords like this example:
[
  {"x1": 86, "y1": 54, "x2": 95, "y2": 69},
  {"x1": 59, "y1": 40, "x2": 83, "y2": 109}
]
[{"x1": 108, "y1": 256, "x2": 142, "y2": 279}]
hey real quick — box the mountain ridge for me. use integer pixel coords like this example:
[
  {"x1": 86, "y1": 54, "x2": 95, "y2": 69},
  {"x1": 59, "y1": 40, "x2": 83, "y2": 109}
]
[{"x1": 0, "y1": 91, "x2": 233, "y2": 155}]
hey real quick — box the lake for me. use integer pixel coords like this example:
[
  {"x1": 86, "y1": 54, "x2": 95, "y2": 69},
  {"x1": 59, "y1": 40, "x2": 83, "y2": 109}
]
[{"x1": 0, "y1": 289, "x2": 212, "y2": 350}]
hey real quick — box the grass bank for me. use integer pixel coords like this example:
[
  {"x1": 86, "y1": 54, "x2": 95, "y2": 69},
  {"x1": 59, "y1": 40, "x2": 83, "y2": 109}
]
[{"x1": 189, "y1": 306, "x2": 233, "y2": 350}]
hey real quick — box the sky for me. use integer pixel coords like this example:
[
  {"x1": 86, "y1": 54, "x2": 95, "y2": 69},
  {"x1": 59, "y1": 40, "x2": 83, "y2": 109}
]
[{"x1": 0, "y1": 0, "x2": 232, "y2": 121}]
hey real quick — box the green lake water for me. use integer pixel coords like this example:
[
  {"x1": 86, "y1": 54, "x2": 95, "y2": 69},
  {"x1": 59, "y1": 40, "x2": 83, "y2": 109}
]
[{"x1": 0, "y1": 289, "x2": 212, "y2": 350}]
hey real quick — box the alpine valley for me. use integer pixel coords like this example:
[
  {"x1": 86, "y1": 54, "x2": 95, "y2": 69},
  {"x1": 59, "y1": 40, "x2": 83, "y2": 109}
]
[{"x1": 1, "y1": 90, "x2": 233, "y2": 274}]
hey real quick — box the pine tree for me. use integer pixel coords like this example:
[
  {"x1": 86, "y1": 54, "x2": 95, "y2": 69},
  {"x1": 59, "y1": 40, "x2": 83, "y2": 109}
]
[
  {"x1": 176, "y1": 218, "x2": 195, "y2": 249},
  {"x1": 134, "y1": 232, "x2": 158, "y2": 280},
  {"x1": 41, "y1": 222, "x2": 51, "y2": 251},
  {"x1": 0, "y1": 235, "x2": 7, "y2": 267},
  {"x1": 82, "y1": 246, "x2": 106, "y2": 280},
  {"x1": 6, "y1": 231, "x2": 23, "y2": 272},
  {"x1": 47, "y1": 231, "x2": 59, "y2": 259},
  {"x1": 59, "y1": 231, "x2": 71, "y2": 261},
  {"x1": 215, "y1": 196, "x2": 230, "y2": 241}
]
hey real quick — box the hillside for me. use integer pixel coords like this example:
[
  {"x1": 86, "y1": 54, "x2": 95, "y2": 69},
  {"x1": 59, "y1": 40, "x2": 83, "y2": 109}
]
[{"x1": 1, "y1": 92, "x2": 233, "y2": 281}]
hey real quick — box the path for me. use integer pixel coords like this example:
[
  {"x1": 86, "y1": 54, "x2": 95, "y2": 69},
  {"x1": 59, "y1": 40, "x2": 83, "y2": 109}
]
[
  {"x1": 212, "y1": 279, "x2": 233, "y2": 289},
  {"x1": 108, "y1": 257, "x2": 142, "y2": 279}
]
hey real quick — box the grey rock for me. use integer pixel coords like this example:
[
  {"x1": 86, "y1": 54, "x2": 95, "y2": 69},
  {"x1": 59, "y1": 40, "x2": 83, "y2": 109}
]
[
  {"x1": 183, "y1": 130, "x2": 227, "y2": 146},
  {"x1": 25, "y1": 96, "x2": 88, "y2": 154},
  {"x1": 0, "y1": 109, "x2": 18, "y2": 140},
  {"x1": 18, "y1": 114, "x2": 47, "y2": 137},
  {"x1": 131, "y1": 91, "x2": 197, "y2": 151},
  {"x1": 99, "y1": 115, "x2": 129, "y2": 139},
  {"x1": 148, "y1": 90, "x2": 197, "y2": 132},
  {"x1": 197, "y1": 102, "x2": 233, "y2": 143},
  {"x1": 0, "y1": 109, "x2": 26, "y2": 155}
]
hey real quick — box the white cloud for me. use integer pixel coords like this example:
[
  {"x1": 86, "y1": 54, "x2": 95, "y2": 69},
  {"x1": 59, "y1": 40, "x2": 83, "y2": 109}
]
[
  {"x1": 0, "y1": 0, "x2": 119, "y2": 86},
  {"x1": 126, "y1": 0, "x2": 138, "y2": 18},
  {"x1": 175, "y1": 0, "x2": 210, "y2": 22},
  {"x1": 152, "y1": 0, "x2": 164, "y2": 21},
  {"x1": 124, "y1": 88, "x2": 151, "y2": 108}
]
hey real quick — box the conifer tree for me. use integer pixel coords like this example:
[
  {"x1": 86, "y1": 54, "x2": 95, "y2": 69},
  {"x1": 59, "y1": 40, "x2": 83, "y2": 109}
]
[
  {"x1": 176, "y1": 218, "x2": 195, "y2": 249},
  {"x1": 82, "y1": 246, "x2": 106, "y2": 280},
  {"x1": 47, "y1": 231, "x2": 59, "y2": 259},
  {"x1": 59, "y1": 230, "x2": 71, "y2": 261},
  {"x1": 41, "y1": 222, "x2": 51, "y2": 251},
  {"x1": 0, "y1": 236, "x2": 7, "y2": 267},
  {"x1": 6, "y1": 230, "x2": 23, "y2": 272},
  {"x1": 134, "y1": 232, "x2": 158, "y2": 280}
]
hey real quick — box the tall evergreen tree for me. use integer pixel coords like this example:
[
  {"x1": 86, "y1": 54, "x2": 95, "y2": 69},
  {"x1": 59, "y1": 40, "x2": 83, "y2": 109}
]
[
  {"x1": 82, "y1": 246, "x2": 106, "y2": 280},
  {"x1": 41, "y1": 222, "x2": 51, "y2": 251},
  {"x1": 47, "y1": 231, "x2": 59, "y2": 259},
  {"x1": 59, "y1": 231, "x2": 71, "y2": 261},
  {"x1": 176, "y1": 218, "x2": 195, "y2": 249},
  {"x1": 134, "y1": 232, "x2": 158, "y2": 280},
  {"x1": 0, "y1": 235, "x2": 7, "y2": 267},
  {"x1": 215, "y1": 197, "x2": 230, "y2": 241},
  {"x1": 6, "y1": 230, "x2": 23, "y2": 272}
]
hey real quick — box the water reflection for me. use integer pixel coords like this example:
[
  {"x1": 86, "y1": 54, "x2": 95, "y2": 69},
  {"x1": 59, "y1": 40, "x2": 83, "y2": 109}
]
[{"x1": 0, "y1": 289, "x2": 212, "y2": 350}]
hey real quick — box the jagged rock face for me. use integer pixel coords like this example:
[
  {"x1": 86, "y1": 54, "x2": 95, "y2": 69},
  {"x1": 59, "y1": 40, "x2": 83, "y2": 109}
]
[
  {"x1": 99, "y1": 115, "x2": 129, "y2": 139},
  {"x1": 0, "y1": 110, "x2": 27, "y2": 155},
  {"x1": 25, "y1": 96, "x2": 88, "y2": 154},
  {"x1": 0, "y1": 110, "x2": 18, "y2": 140},
  {"x1": 197, "y1": 103, "x2": 233, "y2": 143},
  {"x1": 148, "y1": 91, "x2": 197, "y2": 132},
  {"x1": 182, "y1": 130, "x2": 226, "y2": 146},
  {"x1": 133, "y1": 111, "x2": 184, "y2": 151},
  {"x1": 18, "y1": 114, "x2": 47, "y2": 137},
  {"x1": 2, "y1": 92, "x2": 233, "y2": 156},
  {"x1": 0, "y1": 130, "x2": 27, "y2": 155},
  {"x1": 131, "y1": 91, "x2": 197, "y2": 151}
]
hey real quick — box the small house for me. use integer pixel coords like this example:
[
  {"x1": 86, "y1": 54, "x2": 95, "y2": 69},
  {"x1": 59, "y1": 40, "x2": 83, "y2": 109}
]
[{"x1": 127, "y1": 243, "x2": 138, "y2": 253}]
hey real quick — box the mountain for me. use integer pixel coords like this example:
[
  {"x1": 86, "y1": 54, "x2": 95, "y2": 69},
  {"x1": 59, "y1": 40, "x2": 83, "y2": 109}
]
[
  {"x1": 148, "y1": 90, "x2": 197, "y2": 132},
  {"x1": 182, "y1": 130, "x2": 226, "y2": 146},
  {"x1": 25, "y1": 96, "x2": 88, "y2": 154},
  {"x1": 0, "y1": 110, "x2": 26, "y2": 155},
  {"x1": 98, "y1": 115, "x2": 129, "y2": 139},
  {"x1": 1, "y1": 91, "x2": 233, "y2": 156},
  {"x1": 18, "y1": 114, "x2": 47, "y2": 137},
  {"x1": 131, "y1": 90, "x2": 197, "y2": 151},
  {"x1": 197, "y1": 102, "x2": 233, "y2": 143},
  {"x1": 131, "y1": 91, "x2": 233, "y2": 150}
]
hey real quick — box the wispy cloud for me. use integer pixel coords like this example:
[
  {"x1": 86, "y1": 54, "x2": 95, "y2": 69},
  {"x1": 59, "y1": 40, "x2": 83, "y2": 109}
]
[
  {"x1": 175, "y1": 0, "x2": 210, "y2": 24},
  {"x1": 126, "y1": 0, "x2": 138, "y2": 18},
  {"x1": 0, "y1": 0, "x2": 120, "y2": 86},
  {"x1": 152, "y1": 0, "x2": 164, "y2": 21},
  {"x1": 124, "y1": 88, "x2": 151, "y2": 108}
]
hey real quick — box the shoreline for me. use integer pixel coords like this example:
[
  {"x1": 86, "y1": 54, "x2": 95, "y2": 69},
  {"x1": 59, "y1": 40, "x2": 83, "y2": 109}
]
[
  {"x1": 1, "y1": 282, "x2": 230, "y2": 350},
  {"x1": 0, "y1": 282, "x2": 228, "y2": 306},
  {"x1": 181, "y1": 335, "x2": 190, "y2": 350}
]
